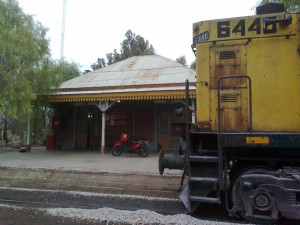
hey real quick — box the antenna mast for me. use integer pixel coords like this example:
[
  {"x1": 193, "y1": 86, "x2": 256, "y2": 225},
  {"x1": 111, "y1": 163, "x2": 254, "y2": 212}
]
[{"x1": 60, "y1": 0, "x2": 67, "y2": 59}]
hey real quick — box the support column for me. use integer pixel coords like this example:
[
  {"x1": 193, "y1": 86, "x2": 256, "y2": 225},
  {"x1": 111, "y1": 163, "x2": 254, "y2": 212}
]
[
  {"x1": 94, "y1": 101, "x2": 116, "y2": 154},
  {"x1": 101, "y1": 111, "x2": 106, "y2": 154},
  {"x1": 154, "y1": 103, "x2": 159, "y2": 150}
]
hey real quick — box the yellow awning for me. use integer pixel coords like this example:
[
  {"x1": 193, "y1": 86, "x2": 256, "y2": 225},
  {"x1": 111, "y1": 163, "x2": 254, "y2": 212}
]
[{"x1": 50, "y1": 90, "x2": 196, "y2": 103}]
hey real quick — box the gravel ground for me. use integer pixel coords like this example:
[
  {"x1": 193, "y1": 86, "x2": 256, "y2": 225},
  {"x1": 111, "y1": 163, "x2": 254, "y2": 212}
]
[
  {"x1": 46, "y1": 207, "x2": 235, "y2": 225},
  {"x1": 0, "y1": 204, "x2": 111, "y2": 225},
  {"x1": 0, "y1": 186, "x2": 250, "y2": 225},
  {"x1": 0, "y1": 204, "x2": 244, "y2": 225}
]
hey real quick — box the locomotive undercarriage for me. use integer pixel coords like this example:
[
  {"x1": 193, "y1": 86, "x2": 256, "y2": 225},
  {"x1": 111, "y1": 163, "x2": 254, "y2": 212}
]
[
  {"x1": 195, "y1": 132, "x2": 300, "y2": 223},
  {"x1": 230, "y1": 166, "x2": 300, "y2": 223},
  {"x1": 159, "y1": 132, "x2": 300, "y2": 223}
]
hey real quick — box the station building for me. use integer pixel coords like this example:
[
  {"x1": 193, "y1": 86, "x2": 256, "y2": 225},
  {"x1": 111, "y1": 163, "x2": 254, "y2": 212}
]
[{"x1": 48, "y1": 55, "x2": 196, "y2": 152}]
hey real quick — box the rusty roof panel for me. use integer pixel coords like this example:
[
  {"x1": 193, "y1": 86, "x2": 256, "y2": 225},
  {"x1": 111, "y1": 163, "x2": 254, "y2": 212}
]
[{"x1": 59, "y1": 55, "x2": 196, "y2": 90}]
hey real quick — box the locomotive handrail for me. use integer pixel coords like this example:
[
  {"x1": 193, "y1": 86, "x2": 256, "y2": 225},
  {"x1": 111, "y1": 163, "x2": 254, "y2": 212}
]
[
  {"x1": 217, "y1": 75, "x2": 252, "y2": 213},
  {"x1": 217, "y1": 75, "x2": 253, "y2": 174},
  {"x1": 184, "y1": 77, "x2": 252, "y2": 210},
  {"x1": 184, "y1": 76, "x2": 253, "y2": 134},
  {"x1": 185, "y1": 79, "x2": 191, "y2": 177}
]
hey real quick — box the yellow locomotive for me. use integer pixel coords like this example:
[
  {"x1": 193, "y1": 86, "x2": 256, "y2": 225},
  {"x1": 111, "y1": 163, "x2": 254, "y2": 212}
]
[{"x1": 159, "y1": 3, "x2": 300, "y2": 223}]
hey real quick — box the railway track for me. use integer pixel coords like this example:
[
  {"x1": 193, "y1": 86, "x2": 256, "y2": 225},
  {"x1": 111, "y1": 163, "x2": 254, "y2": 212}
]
[
  {"x1": 2, "y1": 168, "x2": 297, "y2": 224},
  {"x1": 0, "y1": 186, "x2": 250, "y2": 225},
  {"x1": 0, "y1": 167, "x2": 247, "y2": 224},
  {"x1": 0, "y1": 187, "x2": 183, "y2": 215}
]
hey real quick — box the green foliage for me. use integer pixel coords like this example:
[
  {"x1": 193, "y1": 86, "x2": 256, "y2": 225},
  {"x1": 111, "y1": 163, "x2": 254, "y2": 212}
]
[
  {"x1": 0, "y1": 0, "x2": 81, "y2": 144},
  {"x1": 190, "y1": 60, "x2": 196, "y2": 70},
  {"x1": 91, "y1": 30, "x2": 155, "y2": 69},
  {"x1": 91, "y1": 58, "x2": 106, "y2": 71},
  {"x1": 256, "y1": 0, "x2": 300, "y2": 12},
  {"x1": 175, "y1": 55, "x2": 187, "y2": 66},
  {"x1": 32, "y1": 59, "x2": 80, "y2": 143},
  {"x1": 0, "y1": 0, "x2": 50, "y2": 117},
  {"x1": 28, "y1": 59, "x2": 80, "y2": 106},
  {"x1": 50, "y1": 59, "x2": 81, "y2": 84},
  {"x1": 176, "y1": 55, "x2": 196, "y2": 70},
  {"x1": 120, "y1": 30, "x2": 155, "y2": 60}
]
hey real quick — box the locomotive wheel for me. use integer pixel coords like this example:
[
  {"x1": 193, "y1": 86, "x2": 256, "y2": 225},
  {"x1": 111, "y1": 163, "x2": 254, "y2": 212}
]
[
  {"x1": 139, "y1": 146, "x2": 149, "y2": 157},
  {"x1": 111, "y1": 146, "x2": 123, "y2": 156},
  {"x1": 231, "y1": 167, "x2": 280, "y2": 224}
]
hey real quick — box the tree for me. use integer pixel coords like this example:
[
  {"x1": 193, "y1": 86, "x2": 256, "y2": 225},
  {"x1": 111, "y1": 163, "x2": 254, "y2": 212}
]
[
  {"x1": 91, "y1": 30, "x2": 155, "y2": 70},
  {"x1": 0, "y1": 0, "x2": 50, "y2": 144},
  {"x1": 30, "y1": 59, "x2": 80, "y2": 144},
  {"x1": 190, "y1": 60, "x2": 196, "y2": 70},
  {"x1": 91, "y1": 58, "x2": 106, "y2": 71},
  {"x1": 256, "y1": 0, "x2": 299, "y2": 12},
  {"x1": 0, "y1": 0, "x2": 81, "y2": 144},
  {"x1": 119, "y1": 30, "x2": 155, "y2": 60},
  {"x1": 50, "y1": 59, "x2": 81, "y2": 83},
  {"x1": 176, "y1": 55, "x2": 187, "y2": 66},
  {"x1": 0, "y1": 0, "x2": 50, "y2": 118}
]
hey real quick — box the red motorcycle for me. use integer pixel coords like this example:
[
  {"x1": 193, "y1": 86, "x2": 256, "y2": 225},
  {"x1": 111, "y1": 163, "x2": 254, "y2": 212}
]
[{"x1": 112, "y1": 133, "x2": 149, "y2": 157}]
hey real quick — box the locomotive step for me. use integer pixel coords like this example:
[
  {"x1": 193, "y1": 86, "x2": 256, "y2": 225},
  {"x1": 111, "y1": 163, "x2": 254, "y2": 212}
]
[
  {"x1": 189, "y1": 196, "x2": 221, "y2": 204},
  {"x1": 189, "y1": 156, "x2": 219, "y2": 163},
  {"x1": 189, "y1": 177, "x2": 219, "y2": 183}
]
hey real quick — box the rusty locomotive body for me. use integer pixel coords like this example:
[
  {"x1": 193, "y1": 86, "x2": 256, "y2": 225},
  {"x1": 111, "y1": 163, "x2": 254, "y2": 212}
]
[{"x1": 159, "y1": 4, "x2": 300, "y2": 224}]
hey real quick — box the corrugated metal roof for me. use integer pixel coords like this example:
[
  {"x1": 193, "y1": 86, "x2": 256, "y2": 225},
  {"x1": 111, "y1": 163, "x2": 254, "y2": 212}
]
[
  {"x1": 51, "y1": 55, "x2": 196, "y2": 102},
  {"x1": 59, "y1": 55, "x2": 195, "y2": 89}
]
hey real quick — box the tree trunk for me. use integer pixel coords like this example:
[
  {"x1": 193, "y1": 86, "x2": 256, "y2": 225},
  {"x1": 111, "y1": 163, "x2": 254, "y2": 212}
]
[
  {"x1": 33, "y1": 102, "x2": 38, "y2": 145},
  {"x1": 3, "y1": 118, "x2": 8, "y2": 144}
]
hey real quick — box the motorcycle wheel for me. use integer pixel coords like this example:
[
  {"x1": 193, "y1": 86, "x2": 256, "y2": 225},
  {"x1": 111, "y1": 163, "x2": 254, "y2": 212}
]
[
  {"x1": 112, "y1": 146, "x2": 123, "y2": 156},
  {"x1": 139, "y1": 145, "x2": 149, "y2": 157}
]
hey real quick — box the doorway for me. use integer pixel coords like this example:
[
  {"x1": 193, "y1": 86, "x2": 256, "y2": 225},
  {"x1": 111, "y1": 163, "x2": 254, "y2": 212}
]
[
  {"x1": 76, "y1": 109, "x2": 95, "y2": 149},
  {"x1": 159, "y1": 112, "x2": 170, "y2": 149}
]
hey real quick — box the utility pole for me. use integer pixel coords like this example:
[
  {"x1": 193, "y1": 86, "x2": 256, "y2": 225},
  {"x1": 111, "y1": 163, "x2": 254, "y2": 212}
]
[{"x1": 60, "y1": 0, "x2": 67, "y2": 59}]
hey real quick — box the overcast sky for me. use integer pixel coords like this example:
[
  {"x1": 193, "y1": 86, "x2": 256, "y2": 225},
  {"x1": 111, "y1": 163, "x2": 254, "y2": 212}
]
[{"x1": 17, "y1": 0, "x2": 258, "y2": 71}]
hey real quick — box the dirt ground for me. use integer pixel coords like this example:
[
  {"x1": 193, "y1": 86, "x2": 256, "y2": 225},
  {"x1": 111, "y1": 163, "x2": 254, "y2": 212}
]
[
  {"x1": 0, "y1": 166, "x2": 181, "y2": 198},
  {"x1": 0, "y1": 166, "x2": 185, "y2": 225},
  {"x1": 0, "y1": 148, "x2": 186, "y2": 225}
]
